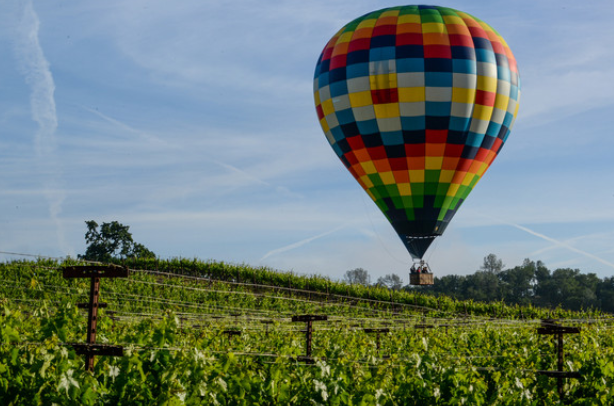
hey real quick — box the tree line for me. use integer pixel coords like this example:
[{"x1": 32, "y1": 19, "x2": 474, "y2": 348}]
[
  {"x1": 345, "y1": 254, "x2": 614, "y2": 313},
  {"x1": 424, "y1": 254, "x2": 614, "y2": 313},
  {"x1": 80, "y1": 221, "x2": 613, "y2": 314}
]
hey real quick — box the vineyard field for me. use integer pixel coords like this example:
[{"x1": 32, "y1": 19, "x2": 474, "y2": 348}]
[{"x1": 1, "y1": 259, "x2": 613, "y2": 405}]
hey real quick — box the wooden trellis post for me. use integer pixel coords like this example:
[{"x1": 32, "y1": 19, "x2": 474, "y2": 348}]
[
  {"x1": 222, "y1": 329, "x2": 241, "y2": 343},
  {"x1": 63, "y1": 265, "x2": 128, "y2": 371},
  {"x1": 260, "y1": 320, "x2": 274, "y2": 336},
  {"x1": 292, "y1": 315, "x2": 327, "y2": 362},
  {"x1": 364, "y1": 328, "x2": 389, "y2": 354},
  {"x1": 536, "y1": 319, "x2": 581, "y2": 399},
  {"x1": 415, "y1": 312, "x2": 434, "y2": 336}
]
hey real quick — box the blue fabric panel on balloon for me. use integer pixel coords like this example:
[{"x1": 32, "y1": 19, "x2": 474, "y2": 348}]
[
  {"x1": 370, "y1": 47, "x2": 396, "y2": 61},
  {"x1": 331, "y1": 142, "x2": 343, "y2": 157},
  {"x1": 452, "y1": 59, "x2": 476, "y2": 74},
  {"x1": 357, "y1": 119, "x2": 380, "y2": 135},
  {"x1": 485, "y1": 121, "x2": 503, "y2": 137},
  {"x1": 401, "y1": 116, "x2": 426, "y2": 131},
  {"x1": 330, "y1": 126, "x2": 345, "y2": 142},
  {"x1": 346, "y1": 63, "x2": 370, "y2": 79},
  {"x1": 425, "y1": 102, "x2": 452, "y2": 116},
  {"x1": 336, "y1": 109, "x2": 356, "y2": 125},
  {"x1": 449, "y1": 116, "x2": 471, "y2": 132},
  {"x1": 317, "y1": 72, "x2": 329, "y2": 87},
  {"x1": 502, "y1": 110, "x2": 515, "y2": 128},
  {"x1": 381, "y1": 131, "x2": 404, "y2": 145},
  {"x1": 397, "y1": 58, "x2": 425, "y2": 73},
  {"x1": 466, "y1": 132, "x2": 485, "y2": 147},
  {"x1": 329, "y1": 81, "x2": 349, "y2": 98},
  {"x1": 509, "y1": 84, "x2": 520, "y2": 99},
  {"x1": 497, "y1": 66, "x2": 510, "y2": 82},
  {"x1": 425, "y1": 72, "x2": 453, "y2": 87},
  {"x1": 475, "y1": 48, "x2": 496, "y2": 64}
]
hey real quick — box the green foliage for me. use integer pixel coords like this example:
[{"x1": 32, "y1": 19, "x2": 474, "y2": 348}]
[
  {"x1": 427, "y1": 255, "x2": 613, "y2": 313},
  {"x1": 79, "y1": 220, "x2": 156, "y2": 262},
  {"x1": 0, "y1": 259, "x2": 613, "y2": 404}
]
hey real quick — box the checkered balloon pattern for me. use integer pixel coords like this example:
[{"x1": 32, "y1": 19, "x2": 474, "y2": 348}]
[{"x1": 314, "y1": 5, "x2": 520, "y2": 259}]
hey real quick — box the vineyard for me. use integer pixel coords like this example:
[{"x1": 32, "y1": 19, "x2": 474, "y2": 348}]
[{"x1": 1, "y1": 258, "x2": 614, "y2": 405}]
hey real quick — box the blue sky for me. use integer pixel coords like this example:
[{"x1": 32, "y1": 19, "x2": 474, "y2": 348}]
[{"x1": 1, "y1": 0, "x2": 614, "y2": 283}]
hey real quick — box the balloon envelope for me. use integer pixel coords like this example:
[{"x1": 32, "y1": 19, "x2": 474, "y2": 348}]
[{"x1": 313, "y1": 5, "x2": 520, "y2": 259}]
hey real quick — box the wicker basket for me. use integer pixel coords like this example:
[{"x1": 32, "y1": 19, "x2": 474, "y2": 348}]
[{"x1": 410, "y1": 273, "x2": 434, "y2": 286}]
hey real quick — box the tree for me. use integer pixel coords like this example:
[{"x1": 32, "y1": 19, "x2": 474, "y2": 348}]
[
  {"x1": 376, "y1": 273, "x2": 403, "y2": 290},
  {"x1": 597, "y1": 277, "x2": 614, "y2": 313},
  {"x1": 79, "y1": 220, "x2": 155, "y2": 262},
  {"x1": 499, "y1": 259, "x2": 536, "y2": 305},
  {"x1": 480, "y1": 254, "x2": 504, "y2": 274},
  {"x1": 463, "y1": 271, "x2": 501, "y2": 302},
  {"x1": 431, "y1": 274, "x2": 466, "y2": 299},
  {"x1": 343, "y1": 268, "x2": 371, "y2": 286},
  {"x1": 533, "y1": 260, "x2": 551, "y2": 307}
]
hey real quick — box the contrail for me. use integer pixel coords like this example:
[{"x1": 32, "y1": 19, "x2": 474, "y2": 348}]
[
  {"x1": 11, "y1": 0, "x2": 69, "y2": 254},
  {"x1": 260, "y1": 224, "x2": 348, "y2": 261},
  {"x1": 484, "y1": 215, "x2": 614, "y2": 270},
  {"x1": 82, "y1": 106, "x2": 171, "y2": 147}
]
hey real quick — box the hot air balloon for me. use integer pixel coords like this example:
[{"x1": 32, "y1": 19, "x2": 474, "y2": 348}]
[{"x1": 313, "y1": 5, "x2": 520, "y2": 284}]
